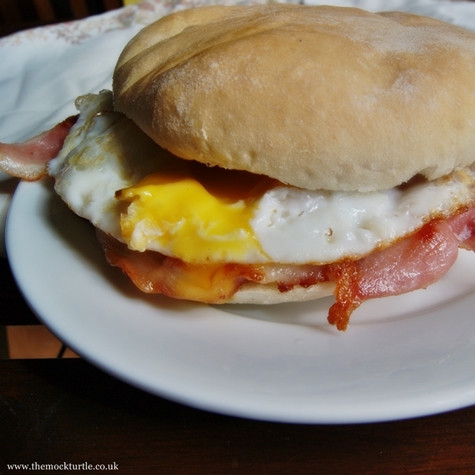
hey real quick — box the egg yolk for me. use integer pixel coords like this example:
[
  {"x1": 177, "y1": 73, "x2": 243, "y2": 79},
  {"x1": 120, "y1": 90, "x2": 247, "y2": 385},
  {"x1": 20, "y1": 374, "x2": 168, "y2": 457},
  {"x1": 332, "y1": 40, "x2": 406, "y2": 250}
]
[{"x1": 116, "y1": 162, "x2": 277, "y2": 264}]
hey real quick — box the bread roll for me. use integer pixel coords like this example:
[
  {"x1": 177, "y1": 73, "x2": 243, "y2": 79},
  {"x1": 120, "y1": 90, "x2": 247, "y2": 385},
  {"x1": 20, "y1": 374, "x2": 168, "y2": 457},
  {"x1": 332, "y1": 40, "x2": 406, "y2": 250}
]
[
  {"x1": 113, "y1": 4, "x2": 475, "y2": 192},
  {"x1": 228, "y1": 281, "x2": 335, "y2": 305}
]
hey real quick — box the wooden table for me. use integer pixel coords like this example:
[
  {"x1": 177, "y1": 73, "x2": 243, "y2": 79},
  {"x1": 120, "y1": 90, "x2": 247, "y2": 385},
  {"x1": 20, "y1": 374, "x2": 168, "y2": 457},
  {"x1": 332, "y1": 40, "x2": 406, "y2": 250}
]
[{"x1": 2, "y1": 258, "x2": 475, "y2": 474}]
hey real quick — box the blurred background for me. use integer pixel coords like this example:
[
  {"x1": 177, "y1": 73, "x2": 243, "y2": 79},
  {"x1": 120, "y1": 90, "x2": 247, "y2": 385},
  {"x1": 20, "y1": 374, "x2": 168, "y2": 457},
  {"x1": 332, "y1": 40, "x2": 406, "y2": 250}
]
[{"x1": 0, "y1": 0, "x2": 141, "y2": 37}]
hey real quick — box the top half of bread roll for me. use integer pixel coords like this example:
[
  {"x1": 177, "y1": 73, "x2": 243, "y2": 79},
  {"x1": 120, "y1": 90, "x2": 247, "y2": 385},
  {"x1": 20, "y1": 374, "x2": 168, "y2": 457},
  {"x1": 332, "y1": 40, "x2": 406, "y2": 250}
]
[{"x1": 113, "y1": 4, "x2": 475, "y2": 192}]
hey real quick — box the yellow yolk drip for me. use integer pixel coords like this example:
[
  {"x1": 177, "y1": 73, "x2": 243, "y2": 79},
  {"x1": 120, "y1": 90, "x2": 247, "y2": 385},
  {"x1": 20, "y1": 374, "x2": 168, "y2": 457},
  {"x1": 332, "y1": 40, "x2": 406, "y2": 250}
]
[{"x1": 116, "y1": 163, "x2": 276, "y2": 264}]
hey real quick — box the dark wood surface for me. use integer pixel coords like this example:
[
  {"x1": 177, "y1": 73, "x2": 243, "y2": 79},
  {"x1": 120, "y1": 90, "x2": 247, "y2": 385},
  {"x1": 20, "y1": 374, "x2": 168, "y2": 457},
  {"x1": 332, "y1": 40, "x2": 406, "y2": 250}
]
[
  {"x1": 0, "y1": 359, "x2": 475, "y2": 475},
  {"x1": 3, "y1": 357, "x2": 475, "y2": 474},
  {"x1": 3, "y1": 258, "x2": 475, "y2": 474}
]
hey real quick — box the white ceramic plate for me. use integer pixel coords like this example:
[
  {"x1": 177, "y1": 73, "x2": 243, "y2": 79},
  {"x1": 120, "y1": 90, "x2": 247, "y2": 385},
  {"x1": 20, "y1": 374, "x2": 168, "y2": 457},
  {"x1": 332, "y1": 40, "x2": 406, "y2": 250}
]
[
  {"x1": 6, "y1": 177, "x2": 475, "y2": 423},
  {"x1": 4, "y1": 0, "x2": 475, "y2": 424}
]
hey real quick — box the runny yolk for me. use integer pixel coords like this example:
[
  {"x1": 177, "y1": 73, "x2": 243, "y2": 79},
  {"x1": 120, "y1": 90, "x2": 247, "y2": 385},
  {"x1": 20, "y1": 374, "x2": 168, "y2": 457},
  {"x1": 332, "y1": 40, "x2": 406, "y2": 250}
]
[{"x1": 116, "y1": 161, "x2": 278, "y2": 264}]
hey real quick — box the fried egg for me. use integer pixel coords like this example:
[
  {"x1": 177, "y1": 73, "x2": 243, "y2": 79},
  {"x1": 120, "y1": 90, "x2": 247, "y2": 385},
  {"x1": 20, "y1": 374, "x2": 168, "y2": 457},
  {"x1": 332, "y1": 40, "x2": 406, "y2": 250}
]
[{"x1": 48, "y1": 91, "x2": 475, "y2": 265}]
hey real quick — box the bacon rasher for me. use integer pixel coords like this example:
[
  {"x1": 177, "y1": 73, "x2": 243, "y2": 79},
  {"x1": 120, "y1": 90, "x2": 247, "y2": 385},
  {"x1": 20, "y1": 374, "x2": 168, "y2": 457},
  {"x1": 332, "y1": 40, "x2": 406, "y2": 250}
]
[
  {"x1": 326, "y1": 219, "x2": 461, "y2": 330},
  {"x1": 97, "y1": 208, "x2": 475, "y2": 331},
  {"x1": 0, "y1": 116, "x2": 77, "y2": 181}
]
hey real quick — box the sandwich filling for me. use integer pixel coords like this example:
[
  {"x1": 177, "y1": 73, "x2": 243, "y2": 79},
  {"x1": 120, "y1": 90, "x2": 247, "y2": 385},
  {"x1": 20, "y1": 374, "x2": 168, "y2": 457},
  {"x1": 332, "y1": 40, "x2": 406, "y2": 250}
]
[{"x1": 2, "y1": 90, "x2": 475, "y2": 330}]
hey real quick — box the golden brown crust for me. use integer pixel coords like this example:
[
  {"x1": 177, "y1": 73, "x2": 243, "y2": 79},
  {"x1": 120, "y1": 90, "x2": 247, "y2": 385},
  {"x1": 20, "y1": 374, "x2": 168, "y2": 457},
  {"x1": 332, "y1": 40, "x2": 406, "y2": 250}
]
[{"x1": 113, "y1": 4, "x2": 475, "y2": 192}]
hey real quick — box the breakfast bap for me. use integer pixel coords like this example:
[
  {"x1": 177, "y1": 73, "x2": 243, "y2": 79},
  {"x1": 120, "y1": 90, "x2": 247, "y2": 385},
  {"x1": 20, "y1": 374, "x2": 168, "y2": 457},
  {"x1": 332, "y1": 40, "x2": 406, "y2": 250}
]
[{"x1": 2, "y1": 4, "x2": 475, "y2": 330}]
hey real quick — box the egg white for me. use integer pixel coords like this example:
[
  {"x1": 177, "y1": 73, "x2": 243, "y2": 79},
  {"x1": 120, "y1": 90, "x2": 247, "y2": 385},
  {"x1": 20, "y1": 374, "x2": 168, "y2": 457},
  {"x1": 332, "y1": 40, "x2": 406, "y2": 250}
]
[{"x1": 48, "y1": 91, "x2": 475, "y2": 265}]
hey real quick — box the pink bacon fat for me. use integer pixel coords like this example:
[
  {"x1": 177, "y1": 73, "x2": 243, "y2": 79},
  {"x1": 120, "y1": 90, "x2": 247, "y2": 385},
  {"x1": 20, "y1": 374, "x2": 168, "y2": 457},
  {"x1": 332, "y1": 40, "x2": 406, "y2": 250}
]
[{"x1": 0, "y1": 116, "x2": 77, "y2": 181}]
